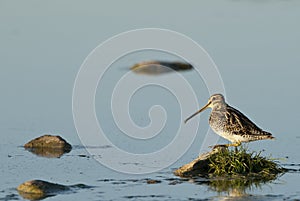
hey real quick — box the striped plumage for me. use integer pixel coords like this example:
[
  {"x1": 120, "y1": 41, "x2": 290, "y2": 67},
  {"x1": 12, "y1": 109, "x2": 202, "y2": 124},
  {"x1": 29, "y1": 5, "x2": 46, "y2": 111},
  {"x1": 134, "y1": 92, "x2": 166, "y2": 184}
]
[{"x1": 185, "y1": 94, "x2": 274, "y2": 147}]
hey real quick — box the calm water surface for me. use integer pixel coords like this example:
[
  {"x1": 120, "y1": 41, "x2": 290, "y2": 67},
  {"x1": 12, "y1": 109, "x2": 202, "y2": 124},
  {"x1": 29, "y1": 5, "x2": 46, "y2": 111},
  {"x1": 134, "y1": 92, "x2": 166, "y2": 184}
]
[{"x1": 0, "y1": 1, "x2": 300, "y2": 200}]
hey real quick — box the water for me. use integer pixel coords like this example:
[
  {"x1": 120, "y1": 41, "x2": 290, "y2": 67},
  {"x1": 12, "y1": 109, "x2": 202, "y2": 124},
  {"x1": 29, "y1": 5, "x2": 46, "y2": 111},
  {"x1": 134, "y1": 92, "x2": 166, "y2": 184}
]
[{"x1": 1, "y1": 1, "x2": 300, "y2": 200}]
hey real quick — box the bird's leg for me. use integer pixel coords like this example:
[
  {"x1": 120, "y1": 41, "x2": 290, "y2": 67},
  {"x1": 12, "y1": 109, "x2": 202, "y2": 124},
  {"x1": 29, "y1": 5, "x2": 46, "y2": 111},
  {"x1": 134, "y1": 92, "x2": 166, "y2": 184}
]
[
  {"x1": 214, "y1": 142, "x2": 241, "y2": 148},
  {"x1": 210, "y1": 144, "x2": 228, "y2": 149},
  {"x1": 227, "y1": 141, "x2": 241, "y2": 153},
  {"x1": 229, "y1": 141, "x2": 241, "y2": 147},
  {"x1": 210, "y1": 141, "x2": 241, "y2": 149},
  {"x1": 225, "y1": 141, "x2": 241, "y2": 148}
]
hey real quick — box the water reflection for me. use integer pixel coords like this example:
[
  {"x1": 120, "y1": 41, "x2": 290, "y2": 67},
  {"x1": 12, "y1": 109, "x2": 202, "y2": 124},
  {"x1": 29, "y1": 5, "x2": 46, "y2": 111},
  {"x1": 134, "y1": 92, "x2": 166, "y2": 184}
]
[
  {"x1": 191, "y1": 174, "x2": 282, "y2": 199},
  {"x1": 25, "y1": 147, "x2": 71, "y2": 158}
]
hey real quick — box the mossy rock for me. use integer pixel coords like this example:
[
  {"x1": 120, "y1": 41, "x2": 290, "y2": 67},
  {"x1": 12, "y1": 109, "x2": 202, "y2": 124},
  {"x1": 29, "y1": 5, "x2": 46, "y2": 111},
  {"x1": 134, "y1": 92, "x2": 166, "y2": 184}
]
[
  {"x1": 174, "y1": 146, "x2": 285, "y2": 178},
  {"x1": 17, "y1": 180, "x2": 69, "y2": 200},
  {"x1": 174, "y1": 146, "x2": 286, "y2": 196}
]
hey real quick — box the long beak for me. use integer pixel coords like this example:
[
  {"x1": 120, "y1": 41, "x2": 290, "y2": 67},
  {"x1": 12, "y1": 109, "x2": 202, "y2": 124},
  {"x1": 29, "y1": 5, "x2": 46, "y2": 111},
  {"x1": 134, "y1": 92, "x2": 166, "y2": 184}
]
[{"x1": 184, "y1": 101, "x2": 211, "y2": 123}]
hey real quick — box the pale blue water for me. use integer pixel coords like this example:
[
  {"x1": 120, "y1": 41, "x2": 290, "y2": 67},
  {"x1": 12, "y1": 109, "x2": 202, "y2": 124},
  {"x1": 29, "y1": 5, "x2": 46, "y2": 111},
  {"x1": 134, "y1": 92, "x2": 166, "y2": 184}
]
[{"x1": 1, "y1": 1, "x2": 300, "y2": 200}]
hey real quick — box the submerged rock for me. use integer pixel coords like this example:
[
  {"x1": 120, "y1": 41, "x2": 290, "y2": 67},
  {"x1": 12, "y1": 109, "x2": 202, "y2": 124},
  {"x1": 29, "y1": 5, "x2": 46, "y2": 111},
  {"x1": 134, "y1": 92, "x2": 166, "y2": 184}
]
[
  {"x1": 24, "y1": 135, "x2": 72, "y2": 158},
  {"x1": 146, "y1": 179, "x2": 161, "y2": 184},
  {"x1": 17, "y1": 180, "x2": 69, "y2": 200},
  {"x1": 17, "y1": 180, "x2": 91, "y2": 200}
]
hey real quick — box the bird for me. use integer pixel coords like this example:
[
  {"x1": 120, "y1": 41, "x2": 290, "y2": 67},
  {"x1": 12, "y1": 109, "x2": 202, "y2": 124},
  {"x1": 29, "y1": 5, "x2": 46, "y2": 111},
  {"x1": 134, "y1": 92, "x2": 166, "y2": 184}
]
[{"x1": 184, "y1": 94, "x2": 274, "y2": 147}]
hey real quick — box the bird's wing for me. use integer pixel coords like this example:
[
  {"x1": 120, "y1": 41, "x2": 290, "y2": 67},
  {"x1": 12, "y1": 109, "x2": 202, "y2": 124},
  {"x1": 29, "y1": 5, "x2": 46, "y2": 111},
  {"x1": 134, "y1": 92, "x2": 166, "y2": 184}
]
[{"x1": 224, "y1": 106, "x2": 269, "y2": 136}]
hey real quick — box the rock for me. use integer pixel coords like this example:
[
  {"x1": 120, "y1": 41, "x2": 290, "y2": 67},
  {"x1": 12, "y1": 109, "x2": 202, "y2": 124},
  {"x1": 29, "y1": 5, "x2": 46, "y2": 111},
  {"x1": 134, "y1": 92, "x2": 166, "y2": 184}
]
[
  {"x1": 146, "y1": 179, "x2": 161, "y2": 184},
  {"x1": 17, "y1": 180, "x2": 69, "y2": 200},
  {"x1": 24, "y1": 135, "x2": 72, "y2": 150},
  {"x1": 130, "y1": 60, "x2": 193, "y2": 75},
  {"x1": 24, "y1": 135, "x2": 72, "y2": 158},
  {"x1": 174, "y1": 146, "x2": 226, "y2": 177}
]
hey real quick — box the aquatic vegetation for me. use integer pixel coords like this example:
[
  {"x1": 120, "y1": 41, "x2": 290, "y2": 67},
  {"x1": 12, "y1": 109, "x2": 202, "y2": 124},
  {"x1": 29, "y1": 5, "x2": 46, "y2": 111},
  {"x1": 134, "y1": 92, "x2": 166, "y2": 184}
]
[
  {"x1": 175, "y1": 146, "x2": 286, "y2": 197},
  {"x1": 207, "y1": 146, "x2": 284, "y2": 177},
  {"x1": 175, "y1": 146, "x2": 285, "y2": 178}
]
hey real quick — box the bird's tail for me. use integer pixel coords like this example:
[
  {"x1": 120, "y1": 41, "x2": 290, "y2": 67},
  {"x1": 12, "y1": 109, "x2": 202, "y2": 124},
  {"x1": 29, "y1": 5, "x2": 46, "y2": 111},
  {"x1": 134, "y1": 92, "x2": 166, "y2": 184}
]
[{"x1": 262, "y1": 131, "x2": 275, "y2": 140}]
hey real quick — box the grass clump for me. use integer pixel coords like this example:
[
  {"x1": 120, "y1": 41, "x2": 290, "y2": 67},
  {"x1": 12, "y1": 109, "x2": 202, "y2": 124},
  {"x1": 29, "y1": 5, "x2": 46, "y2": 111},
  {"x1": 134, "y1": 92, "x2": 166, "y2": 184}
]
[{"x1": 208, "y1": 146, "x2": 284, "y2": 178}]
